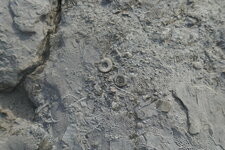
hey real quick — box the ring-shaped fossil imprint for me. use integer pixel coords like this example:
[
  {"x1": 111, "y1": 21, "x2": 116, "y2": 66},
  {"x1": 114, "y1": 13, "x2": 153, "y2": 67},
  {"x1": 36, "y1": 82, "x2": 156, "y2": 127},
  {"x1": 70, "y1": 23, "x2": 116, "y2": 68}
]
[
  {"x1": 114, "y1": 75, "x2": 127, "y2": 87},
  {"x1": 98, "y1": 58, "x2": 113, "y2": 73}
]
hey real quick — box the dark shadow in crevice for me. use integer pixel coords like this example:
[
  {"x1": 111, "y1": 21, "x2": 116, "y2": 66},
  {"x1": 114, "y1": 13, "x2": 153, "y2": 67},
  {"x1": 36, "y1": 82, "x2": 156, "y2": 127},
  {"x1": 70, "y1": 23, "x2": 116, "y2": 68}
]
[{"x1": 101, "y1": 0, "x2": 113, "y2": 6}]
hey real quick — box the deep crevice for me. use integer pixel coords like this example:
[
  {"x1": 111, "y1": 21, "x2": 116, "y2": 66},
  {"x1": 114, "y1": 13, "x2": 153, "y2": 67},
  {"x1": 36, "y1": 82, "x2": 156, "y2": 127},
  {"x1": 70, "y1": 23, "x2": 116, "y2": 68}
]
[
  {"x1": 0, "y1": 0, "x2": 63, "y2": 122},
  {"x1": 11, "y1": 0, "x2": 62, "y2": 93}
]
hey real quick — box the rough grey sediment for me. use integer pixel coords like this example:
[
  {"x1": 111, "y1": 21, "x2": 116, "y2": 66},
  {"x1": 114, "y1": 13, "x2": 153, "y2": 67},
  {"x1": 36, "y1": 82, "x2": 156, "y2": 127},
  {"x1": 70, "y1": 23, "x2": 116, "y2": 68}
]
[{"x1": 1, "y1": 0, "x2": 225, "y2": 150}]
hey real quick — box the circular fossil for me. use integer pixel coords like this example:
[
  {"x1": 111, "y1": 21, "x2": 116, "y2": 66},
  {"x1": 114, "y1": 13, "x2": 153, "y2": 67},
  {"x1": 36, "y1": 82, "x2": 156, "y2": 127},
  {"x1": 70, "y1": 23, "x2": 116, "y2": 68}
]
[
  {"x1": 114, "y1": 75, "x2": 127, "y2": 87},
  {"x1": 98, "y1": 58, "x2": 113, "y2": 73}
]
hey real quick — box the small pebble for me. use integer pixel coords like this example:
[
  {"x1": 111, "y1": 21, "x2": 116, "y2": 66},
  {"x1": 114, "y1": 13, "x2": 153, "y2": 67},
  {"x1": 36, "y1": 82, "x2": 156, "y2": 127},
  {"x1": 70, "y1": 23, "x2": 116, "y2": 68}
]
[
  {"x1": 193, "y1": 62, "x2": 202, "y2": 70},
  {"x1": 94, "y1": 84, "x2": 102, "y2": 96},
  {"x1": 137, "y1": 122, "x2": 144, "y2": 129},
  {"x1": 112, "y1": 101, "x2": 120, "y2": 111},
  {"x1": 123, "y1": 52, "x2": 133, "y2": 58},
  {"x1": 109, "y1": 86, "x2": 117, "y2": 93},
  {"x1": 80, "y1": 101, "x2": 87, "y2": 107},
  {"x1": 143, "y1": 95, "x2": 151, "y2": 101},
  {"x1": 156, "y1": 100, "x2": 171, "y2": 113},
  {"x1": 136, "y1": 110, "x2": 145, "y2": 120},
  {"x1": 189, "y1": 118, "x2": 201, "y2": 135}
]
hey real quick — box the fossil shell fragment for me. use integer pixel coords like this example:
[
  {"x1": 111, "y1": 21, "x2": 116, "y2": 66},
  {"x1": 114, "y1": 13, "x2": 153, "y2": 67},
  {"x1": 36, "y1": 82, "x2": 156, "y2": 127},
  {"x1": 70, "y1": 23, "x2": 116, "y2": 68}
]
[{"x1": 98, "y1": 58, "x2": 113, "y2": 73}]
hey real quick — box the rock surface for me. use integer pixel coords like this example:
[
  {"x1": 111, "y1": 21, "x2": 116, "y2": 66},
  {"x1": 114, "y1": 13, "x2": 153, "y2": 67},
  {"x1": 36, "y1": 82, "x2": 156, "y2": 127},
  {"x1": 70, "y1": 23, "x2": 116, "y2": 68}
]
[{"x1": 1, "y1": 0, "x2": 225, "y2": 149}]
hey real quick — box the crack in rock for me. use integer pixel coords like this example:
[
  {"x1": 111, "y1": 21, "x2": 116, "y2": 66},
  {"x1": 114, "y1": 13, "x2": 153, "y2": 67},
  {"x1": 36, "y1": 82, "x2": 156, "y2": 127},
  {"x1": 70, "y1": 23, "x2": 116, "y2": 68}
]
[{"x1": 0, "y1": 0, "x2": 62, "y2": 92}]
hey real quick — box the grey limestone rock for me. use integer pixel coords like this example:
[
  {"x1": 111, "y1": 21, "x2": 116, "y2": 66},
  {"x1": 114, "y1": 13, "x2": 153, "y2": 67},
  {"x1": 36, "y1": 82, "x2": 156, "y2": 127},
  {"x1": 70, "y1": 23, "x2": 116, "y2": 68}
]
[{"x1": 1, "y1": 0, "x2": 225, "y2": 150}]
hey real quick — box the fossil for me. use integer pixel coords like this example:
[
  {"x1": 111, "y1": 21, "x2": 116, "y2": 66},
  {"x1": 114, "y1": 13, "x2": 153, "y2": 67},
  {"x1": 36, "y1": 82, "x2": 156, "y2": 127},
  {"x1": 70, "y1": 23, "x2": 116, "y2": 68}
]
[
  {"x1": 98, "y1": 58, "x2": 113, "y2": 73},
  {"x1": 114, "y1": 75, "x2": 127, "y2": 87}
]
